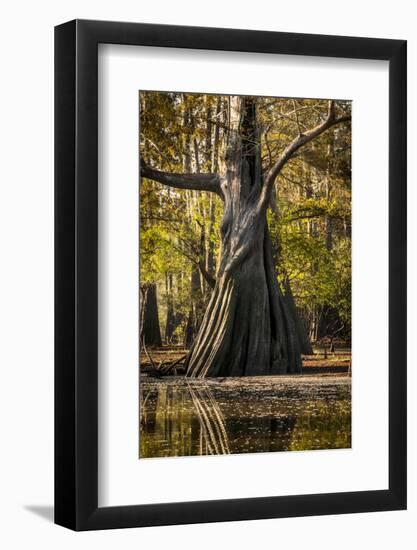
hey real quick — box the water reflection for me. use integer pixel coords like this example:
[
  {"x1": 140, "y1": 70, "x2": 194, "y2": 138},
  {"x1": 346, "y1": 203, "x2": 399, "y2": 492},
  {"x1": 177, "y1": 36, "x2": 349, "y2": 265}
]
[
  {"x1": 140, "y1": 376, "x2": 351, "y2": 458},
  {"x1": 188, "y1": 384, "x2": 230, "y2": 455}
]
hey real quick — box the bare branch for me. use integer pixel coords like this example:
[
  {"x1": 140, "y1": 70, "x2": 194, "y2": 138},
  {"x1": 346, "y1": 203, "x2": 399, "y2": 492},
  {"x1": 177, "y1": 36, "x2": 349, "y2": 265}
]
[
  {"x1": 198, "y1": 261, "x2": 216, "y2": 289},
  {"x1": 141, "y1": 136, "x2": 175, "y2": 170},
  {"x1": 141, "y1": 163, "x2": 223, "y2": 197},
  {"x1": 259, "y1": 101, "x2": 350, "y2": 211}
]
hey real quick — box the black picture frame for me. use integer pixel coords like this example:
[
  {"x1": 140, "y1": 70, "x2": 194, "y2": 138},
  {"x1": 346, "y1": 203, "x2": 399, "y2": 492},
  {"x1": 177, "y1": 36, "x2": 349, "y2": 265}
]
[{"x1": 55, "y1": 19, "x2": 407, "y2": 531}]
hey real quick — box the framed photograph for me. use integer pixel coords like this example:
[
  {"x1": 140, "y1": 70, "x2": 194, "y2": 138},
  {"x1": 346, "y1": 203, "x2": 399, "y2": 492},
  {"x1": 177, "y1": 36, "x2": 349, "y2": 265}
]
[{"x1": 55, "y1": 19, "x2": 406, "y2": 530}]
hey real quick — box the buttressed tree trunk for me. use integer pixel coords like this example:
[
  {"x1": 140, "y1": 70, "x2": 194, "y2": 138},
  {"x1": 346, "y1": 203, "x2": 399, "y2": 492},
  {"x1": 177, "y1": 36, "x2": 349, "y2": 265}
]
[{"x1": 141, "y1": 96, "x2": 350, "y2": 377}]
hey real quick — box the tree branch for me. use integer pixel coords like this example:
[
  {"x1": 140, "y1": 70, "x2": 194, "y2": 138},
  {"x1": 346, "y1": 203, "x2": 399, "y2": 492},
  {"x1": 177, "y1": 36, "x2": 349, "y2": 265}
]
[
  {"x1": 259, "y1": 101, "x2": 351, "y2": 211},
  {"x1": 141, "y1": 163, "x2": 222, "y2": 197},
  {"x1": 198, "y1": 261, "x2": 216, "y2": 289}
]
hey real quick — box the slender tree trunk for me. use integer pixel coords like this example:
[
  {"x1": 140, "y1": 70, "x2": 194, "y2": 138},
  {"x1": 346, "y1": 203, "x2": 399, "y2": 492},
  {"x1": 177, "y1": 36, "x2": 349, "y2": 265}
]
[
  {"x1": 325, "y1": 135, "x2": 334, "y2": 252},
  {"x1": 206, "y1": 97, "x2": 221, "y2": 278},
  {"x1": 321, "y1": 135, "x2": 339, "y2": 340},
  {"x1": 184, "y1": 265, "x2": 202, "y2": 349},
  {"x1": 165, "y1": 273, "x2": 179, "y2": 344},
  {"x1": 141, "y1": 282, "x2": 162, "y2": 348}
]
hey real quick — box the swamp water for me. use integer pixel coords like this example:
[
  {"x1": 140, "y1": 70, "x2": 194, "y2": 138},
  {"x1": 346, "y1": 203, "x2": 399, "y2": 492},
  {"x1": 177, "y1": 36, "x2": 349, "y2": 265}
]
[{"x1": 140, "y1": 375, "x2": 351, "y2": 458}]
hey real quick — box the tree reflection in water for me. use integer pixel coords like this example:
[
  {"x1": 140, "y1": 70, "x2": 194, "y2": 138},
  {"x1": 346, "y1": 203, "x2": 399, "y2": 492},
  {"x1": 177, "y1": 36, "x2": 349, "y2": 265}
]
[{"x1": 139, "y1": 376, "x2": 351, "y2": 458}]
